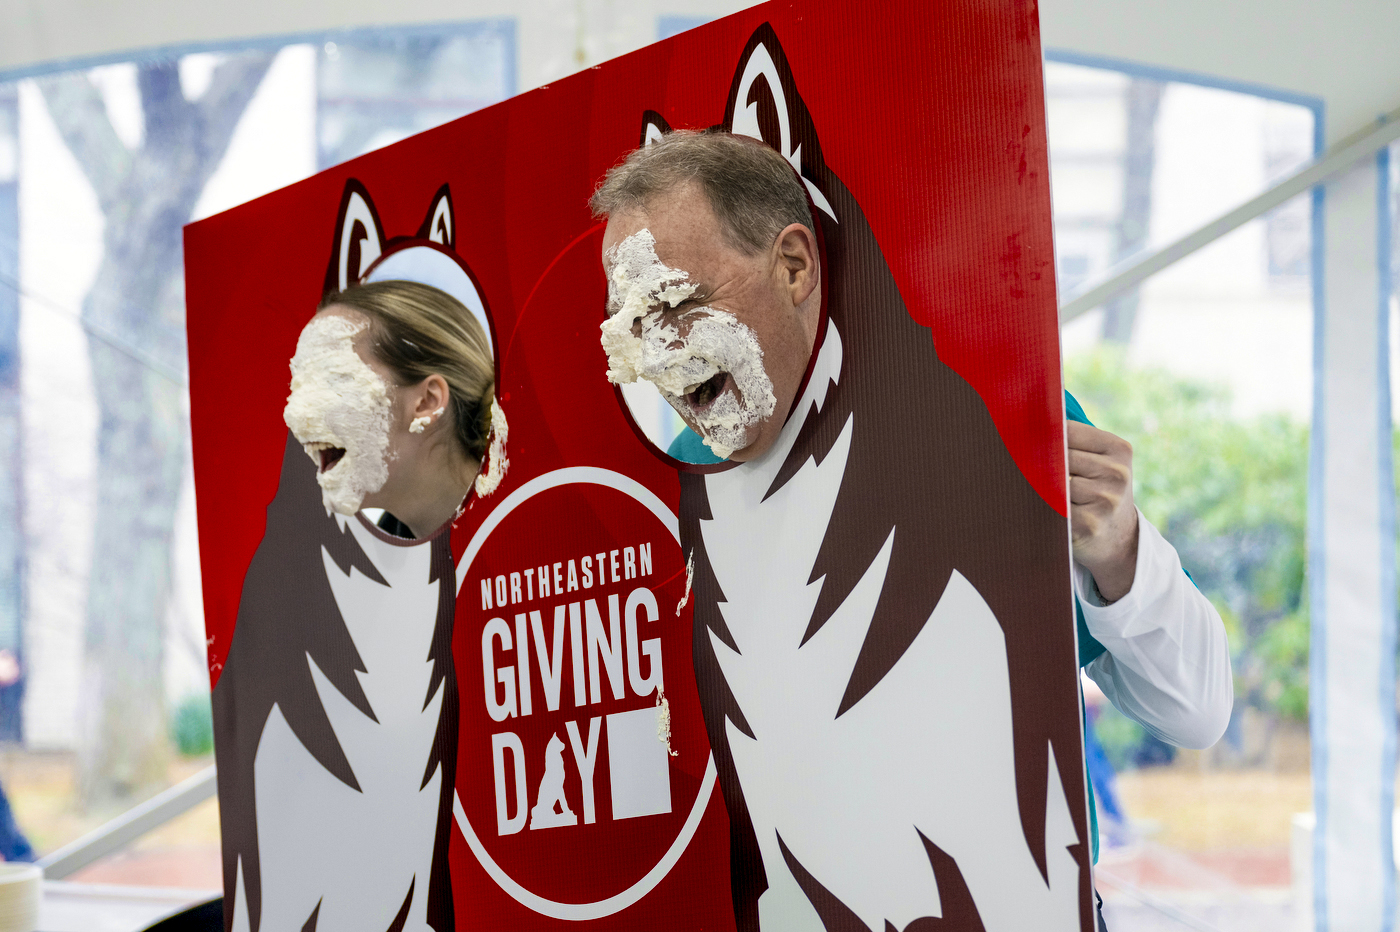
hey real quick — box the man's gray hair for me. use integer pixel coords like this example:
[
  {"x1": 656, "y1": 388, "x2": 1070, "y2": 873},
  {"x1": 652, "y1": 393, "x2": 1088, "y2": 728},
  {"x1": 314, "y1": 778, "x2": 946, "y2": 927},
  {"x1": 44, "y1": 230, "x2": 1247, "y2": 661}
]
[{"x1": 589, "y1": 130, "x2": 814, "y2": 256}]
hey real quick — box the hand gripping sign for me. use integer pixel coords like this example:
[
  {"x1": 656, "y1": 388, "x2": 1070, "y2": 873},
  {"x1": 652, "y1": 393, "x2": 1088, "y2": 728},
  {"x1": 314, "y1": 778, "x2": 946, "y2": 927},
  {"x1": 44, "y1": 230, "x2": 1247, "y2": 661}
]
[{"x1": 185, "y1": 0, "x2": 1092, "y2": 930}]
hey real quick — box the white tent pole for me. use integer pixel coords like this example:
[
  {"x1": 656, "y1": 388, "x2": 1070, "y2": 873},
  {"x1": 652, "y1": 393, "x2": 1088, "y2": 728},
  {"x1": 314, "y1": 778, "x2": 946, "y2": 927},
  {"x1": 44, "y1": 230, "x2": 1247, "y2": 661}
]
[{"x1": 1309, "y1": 145, "x2": 1396, "y2": 932}]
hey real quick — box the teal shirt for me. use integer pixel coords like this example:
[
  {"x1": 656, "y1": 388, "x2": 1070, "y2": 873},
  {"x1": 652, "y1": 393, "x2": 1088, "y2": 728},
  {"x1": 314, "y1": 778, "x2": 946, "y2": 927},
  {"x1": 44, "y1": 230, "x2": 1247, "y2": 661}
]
[
  {"x1": 667, "y1": 427, "x2": 727, "y2": 465},
  {"x1": 669, "y1": 391, "x2": 1110, "y2": 860},
  {"x1": 1064, "y1": 391, "x2": 1107, "y2": 862}
]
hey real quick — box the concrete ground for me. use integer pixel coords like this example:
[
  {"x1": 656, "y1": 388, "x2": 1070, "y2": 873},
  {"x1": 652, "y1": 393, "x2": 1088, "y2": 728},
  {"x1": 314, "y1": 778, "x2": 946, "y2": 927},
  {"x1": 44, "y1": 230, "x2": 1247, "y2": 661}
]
[
  {"x1": 1092, "y1": 767, "x2": 1309, "y2": 931},
  {"x1": 1097, "y1": 847, "x2": 1296, "y2": 932},
  {"x1": 1100, "y1": 899, "x2": 1295, "y2": 932},
  {"x1": 7, "y1": 751, "x2": 1316, "y2": 930}
]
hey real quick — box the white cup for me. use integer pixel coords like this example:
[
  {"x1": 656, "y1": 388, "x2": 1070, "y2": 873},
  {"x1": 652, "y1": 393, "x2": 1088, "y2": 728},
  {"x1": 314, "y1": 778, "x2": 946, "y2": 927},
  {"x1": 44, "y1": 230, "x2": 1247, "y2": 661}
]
[{"x1": 0, "y1": 864, "x2": 41, "y2": 932}]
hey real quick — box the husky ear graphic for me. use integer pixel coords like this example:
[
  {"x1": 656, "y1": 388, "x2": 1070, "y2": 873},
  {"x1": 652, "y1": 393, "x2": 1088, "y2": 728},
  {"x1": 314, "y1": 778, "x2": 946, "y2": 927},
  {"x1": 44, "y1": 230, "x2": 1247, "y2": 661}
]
[
  {"x1": 415, "y1": 184, "x2": 455, "y2": 248},
  {"x1": 720, "y1": 26, "x2": 835, "y2": 220},
  {"x1": 641, "y1": 110, "x2": 673, "y2": 146},
  {"x1": 323, "y1": 180, "x2": 387, "y2": 294}
]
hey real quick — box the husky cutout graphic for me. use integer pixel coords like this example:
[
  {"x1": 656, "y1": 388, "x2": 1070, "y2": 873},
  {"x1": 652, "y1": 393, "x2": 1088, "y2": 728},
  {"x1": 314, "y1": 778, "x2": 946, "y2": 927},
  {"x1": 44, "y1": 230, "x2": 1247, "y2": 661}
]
[
  {"x1": 213, "y1": 183, "x2": 490, "y2": 932},
  {"x1": 650, "y1": 27, "x2": 1091, "y2": 931}
]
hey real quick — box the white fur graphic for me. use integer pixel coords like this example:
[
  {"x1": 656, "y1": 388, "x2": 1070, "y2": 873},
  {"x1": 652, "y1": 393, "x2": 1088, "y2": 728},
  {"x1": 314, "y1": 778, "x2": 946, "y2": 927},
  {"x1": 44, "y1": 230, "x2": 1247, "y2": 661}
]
[
  {"x1": 231, "y1": 518, "x2": 445, "y2": 932},
  {"x1": 701, "y1": 321, "x2": 1080, "y2": 931}
]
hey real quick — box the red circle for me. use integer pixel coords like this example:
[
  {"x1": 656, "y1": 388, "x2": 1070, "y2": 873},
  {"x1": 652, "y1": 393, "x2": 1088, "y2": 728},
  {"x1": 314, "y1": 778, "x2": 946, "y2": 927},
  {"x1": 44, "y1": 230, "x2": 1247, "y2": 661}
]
[{"x1": 454, "y1": 481, "x2": 707, "y2": 903}]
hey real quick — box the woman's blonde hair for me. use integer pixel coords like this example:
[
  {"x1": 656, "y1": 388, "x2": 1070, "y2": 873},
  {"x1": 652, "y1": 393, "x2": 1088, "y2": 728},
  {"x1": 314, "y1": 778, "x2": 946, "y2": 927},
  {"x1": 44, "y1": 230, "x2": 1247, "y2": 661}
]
[{"x1": 320, "y1": 279, "x2": 495, "y2": 461}]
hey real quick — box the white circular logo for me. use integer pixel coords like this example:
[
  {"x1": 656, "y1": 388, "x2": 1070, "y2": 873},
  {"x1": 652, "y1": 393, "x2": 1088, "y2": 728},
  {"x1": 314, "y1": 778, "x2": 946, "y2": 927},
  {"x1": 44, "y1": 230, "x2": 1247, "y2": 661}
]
[{"x1": 453, "y1": 467, "x2": 716, "y2": 920}]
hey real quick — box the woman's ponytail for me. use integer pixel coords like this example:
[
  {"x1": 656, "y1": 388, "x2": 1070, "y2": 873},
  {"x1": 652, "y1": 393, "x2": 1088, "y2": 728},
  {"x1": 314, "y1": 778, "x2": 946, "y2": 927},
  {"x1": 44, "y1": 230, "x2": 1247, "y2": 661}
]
[{"x1": 460, "y1": 379, "x2": 496, "y2": 462}]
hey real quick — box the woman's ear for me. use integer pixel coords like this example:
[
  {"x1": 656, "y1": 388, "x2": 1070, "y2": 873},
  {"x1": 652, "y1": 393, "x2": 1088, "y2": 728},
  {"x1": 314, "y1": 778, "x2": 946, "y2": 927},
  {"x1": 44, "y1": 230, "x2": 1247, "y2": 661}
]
[{"x1": 409, "y1": 374, "x2": 451, "y2": 430}]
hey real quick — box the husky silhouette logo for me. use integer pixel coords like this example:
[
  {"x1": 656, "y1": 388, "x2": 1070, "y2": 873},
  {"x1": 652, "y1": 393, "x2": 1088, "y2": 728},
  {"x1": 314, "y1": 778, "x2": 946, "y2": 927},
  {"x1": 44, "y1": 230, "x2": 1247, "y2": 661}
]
[
  {"x1": 657, "y1": 25, "x2": 1091, "y2": 932},
  {"x1": 213, "y1": 181, "x2": 490, "y2": 932}
]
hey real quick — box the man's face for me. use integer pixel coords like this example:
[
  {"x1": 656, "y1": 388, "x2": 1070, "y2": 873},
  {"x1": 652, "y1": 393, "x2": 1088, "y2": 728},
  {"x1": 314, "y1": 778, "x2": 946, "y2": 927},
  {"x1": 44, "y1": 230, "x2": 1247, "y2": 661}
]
[{"x1": 599, "y1": 183, "x2": 818, "y2": 462}]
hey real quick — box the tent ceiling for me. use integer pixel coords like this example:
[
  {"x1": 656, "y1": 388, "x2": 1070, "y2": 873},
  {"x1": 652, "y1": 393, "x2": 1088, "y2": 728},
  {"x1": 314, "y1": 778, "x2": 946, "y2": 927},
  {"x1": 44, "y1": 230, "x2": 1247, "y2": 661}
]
[
  {"x1": 1039, "y1": 0, "x2": 1400, "y2": 143},
  {"x1": 1, "y1": 0, "x2": 517, "y2": 78},
  {"x1": 3, "y1": 0, "x2": 1397, "y2": 140}
]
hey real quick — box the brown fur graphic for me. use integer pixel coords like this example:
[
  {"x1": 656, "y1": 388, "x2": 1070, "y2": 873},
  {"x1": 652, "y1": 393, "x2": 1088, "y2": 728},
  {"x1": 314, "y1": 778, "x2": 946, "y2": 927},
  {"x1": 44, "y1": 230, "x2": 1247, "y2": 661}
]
[
  {"x1": 669, "y1": 24, "x2": 1090, "y2": 930},
  {"x1": 213, "y1": 434, "x2": 459, "y2": 932}
]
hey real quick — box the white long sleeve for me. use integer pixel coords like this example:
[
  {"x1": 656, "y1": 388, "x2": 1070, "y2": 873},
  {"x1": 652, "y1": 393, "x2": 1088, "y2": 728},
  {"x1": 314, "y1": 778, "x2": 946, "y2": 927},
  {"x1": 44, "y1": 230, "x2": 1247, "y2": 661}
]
[{"x1": 1075, "y1": 510, "x2": 1233, "y2": 750}]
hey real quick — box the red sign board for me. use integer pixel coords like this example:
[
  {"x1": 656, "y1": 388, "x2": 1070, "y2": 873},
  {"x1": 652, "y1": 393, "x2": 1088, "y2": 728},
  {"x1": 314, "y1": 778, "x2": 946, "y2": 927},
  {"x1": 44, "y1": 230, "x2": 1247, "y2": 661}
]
[{"x1": 186, "y1": 0, "x2": 1088, "y2": 929}]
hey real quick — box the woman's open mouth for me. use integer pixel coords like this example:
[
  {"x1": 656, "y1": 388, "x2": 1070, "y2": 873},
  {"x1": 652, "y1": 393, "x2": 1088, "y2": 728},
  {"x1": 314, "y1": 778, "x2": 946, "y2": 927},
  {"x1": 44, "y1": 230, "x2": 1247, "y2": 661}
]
[
  {"x1": 304, "y1": 441, "x2": 347, "y2": 473},
  {"x1": 687, "y1": 371, "x2": 729, "y2": 410}
]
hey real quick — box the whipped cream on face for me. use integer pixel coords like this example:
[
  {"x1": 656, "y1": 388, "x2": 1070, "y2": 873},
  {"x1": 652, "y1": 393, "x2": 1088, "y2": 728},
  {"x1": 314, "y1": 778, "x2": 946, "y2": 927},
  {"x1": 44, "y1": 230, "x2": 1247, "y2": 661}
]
[
  {"x1": 600, "y1": 229, "x2": 776, "y2": 458},
  {"x1": 283, "y1": 315, "x2": 393, "y2": 516}
]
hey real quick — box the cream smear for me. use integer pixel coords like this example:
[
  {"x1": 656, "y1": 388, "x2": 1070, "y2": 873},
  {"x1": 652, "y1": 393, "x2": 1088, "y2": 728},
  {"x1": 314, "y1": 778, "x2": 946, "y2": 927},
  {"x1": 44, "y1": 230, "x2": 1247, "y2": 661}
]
[
  {"x1": 473, "y1": 397, "x2": 509, "y2": 497},
  {"x1": 408, "y1": 405, "x2": 445, "y2": 435},
  {"x1": 600, "y1": 229, "x2": 776, "y2": 459},
  {"x1": 675, "y1": 549, "x2": 694, "y2": 617},
  {"x1": 656, "y1": 688, "x2": 678, "y2": 758},
  {"x1": 284, "y1": 315, "x2": 393, "y2": 516}
]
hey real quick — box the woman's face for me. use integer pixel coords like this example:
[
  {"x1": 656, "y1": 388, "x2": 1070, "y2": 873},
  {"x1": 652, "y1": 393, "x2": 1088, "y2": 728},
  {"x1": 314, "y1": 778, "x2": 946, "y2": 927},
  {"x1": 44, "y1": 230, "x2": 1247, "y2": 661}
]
[{"x1": 283, "y1": 306, "x2": 401, "y2": 516}]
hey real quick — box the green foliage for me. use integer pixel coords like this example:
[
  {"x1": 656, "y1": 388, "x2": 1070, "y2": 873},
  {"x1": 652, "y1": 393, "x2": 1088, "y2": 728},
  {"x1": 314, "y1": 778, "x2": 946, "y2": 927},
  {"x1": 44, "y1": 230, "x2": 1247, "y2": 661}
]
[
  {"x1": 1067, "y1": 349, "x2": 1311, "y2": 724},
  {"x1": 1094, "y1": 703, "x2": 1148, "y2": 772},
  {"x1": 171, "y1": 693, "x2": 214, "y2": 757},
  {"x1": 1254, "y1": 609, "x2": 1310, "y2": 721}
]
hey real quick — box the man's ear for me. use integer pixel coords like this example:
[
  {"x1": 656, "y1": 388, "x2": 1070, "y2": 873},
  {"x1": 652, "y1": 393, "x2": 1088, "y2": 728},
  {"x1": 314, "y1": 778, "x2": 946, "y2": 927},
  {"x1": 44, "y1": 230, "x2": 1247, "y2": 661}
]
[{"x1": 774, "y1": 222, "x2": 819, "y2": 307}]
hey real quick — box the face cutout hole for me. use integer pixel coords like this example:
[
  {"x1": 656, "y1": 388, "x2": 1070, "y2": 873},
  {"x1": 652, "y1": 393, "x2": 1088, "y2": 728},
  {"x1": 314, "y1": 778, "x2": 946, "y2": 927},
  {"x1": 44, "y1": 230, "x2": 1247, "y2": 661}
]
[
  {"x1": 365, "y1": 247, "x2": 494, "y2": 357},
  {"x1": 618, "y1": 379, "x2": 691, "y2": 458}
]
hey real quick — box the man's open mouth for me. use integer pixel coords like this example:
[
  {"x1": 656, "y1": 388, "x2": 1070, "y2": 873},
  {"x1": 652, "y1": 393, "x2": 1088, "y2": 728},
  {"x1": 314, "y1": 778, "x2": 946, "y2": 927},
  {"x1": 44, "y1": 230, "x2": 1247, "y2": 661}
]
[
  {"x1": 304, "y1": 441, "x2": 347, "y2": 473},
  {"x1": 687, "y1": 372, "x2": 728, "y2": 410}
]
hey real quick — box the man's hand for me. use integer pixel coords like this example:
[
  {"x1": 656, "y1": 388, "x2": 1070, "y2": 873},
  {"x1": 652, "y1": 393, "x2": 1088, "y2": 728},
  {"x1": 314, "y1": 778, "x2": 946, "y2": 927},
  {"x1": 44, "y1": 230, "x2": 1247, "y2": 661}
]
[{"x1": 1068, "y1": 420, "x2": 1139, "y2": 602}]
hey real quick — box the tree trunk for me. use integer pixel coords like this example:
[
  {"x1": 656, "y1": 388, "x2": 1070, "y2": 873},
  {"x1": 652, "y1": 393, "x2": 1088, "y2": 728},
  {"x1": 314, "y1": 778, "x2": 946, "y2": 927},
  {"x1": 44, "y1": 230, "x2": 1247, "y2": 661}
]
[
  {"x1": 40, "y1": 53, "x2": 273, "y2": 809},
  {"x1": 76, "y1": 284, "x2": 186, "y2": 803},
  {"x1": 1102, "y1": 78, "x2": 1163, "y2": 346}
]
